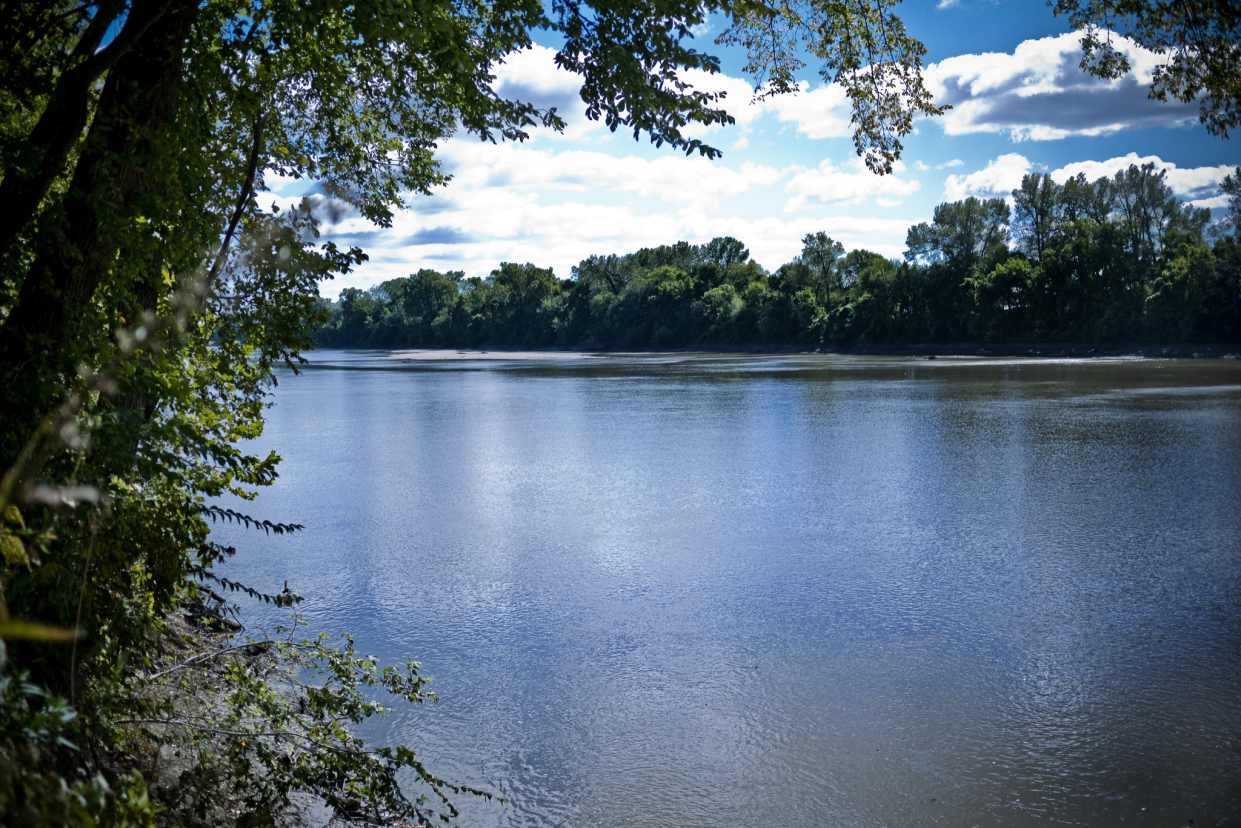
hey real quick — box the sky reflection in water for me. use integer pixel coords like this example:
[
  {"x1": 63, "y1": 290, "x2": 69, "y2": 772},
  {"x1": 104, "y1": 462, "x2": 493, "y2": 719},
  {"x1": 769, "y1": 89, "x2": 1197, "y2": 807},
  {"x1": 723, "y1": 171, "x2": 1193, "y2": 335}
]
[{"x1": 216, "y1": 352, "x2": 1241, "y2": 828}]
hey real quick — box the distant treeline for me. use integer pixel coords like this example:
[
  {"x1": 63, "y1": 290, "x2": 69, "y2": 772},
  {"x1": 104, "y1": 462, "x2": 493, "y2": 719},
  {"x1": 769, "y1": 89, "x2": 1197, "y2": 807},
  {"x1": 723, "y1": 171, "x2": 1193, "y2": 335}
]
[{"x1": 317, "y1": 164, "x2": 1241, "y2": 349}]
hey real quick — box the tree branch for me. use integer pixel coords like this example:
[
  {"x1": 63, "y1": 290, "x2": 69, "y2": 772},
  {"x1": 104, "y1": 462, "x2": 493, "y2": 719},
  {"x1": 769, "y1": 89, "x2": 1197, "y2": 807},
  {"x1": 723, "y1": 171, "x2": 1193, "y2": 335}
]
[{"x1": 208, "y1": 112, "x2": 265, "y2": 284}]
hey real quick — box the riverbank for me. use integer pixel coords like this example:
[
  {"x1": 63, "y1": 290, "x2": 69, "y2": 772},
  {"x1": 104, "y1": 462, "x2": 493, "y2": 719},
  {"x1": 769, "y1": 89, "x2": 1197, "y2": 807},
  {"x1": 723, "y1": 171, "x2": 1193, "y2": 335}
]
[
  {"x1": 118, "y1": 597, "x2": 437, "y2": 828},
  {"x1": 378, "y1": 341, "x2": 1241, "y2": 361}
]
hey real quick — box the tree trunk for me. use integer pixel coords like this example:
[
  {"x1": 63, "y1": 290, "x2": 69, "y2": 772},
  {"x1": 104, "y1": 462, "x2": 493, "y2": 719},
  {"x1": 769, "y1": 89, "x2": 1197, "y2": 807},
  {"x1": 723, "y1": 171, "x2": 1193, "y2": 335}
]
[
  {"x1": 0, "y1": 0, "x2": 168, "y2": 261},
  {"x1": 0, "y1": 0, "x2": 198, "y2": 470}
]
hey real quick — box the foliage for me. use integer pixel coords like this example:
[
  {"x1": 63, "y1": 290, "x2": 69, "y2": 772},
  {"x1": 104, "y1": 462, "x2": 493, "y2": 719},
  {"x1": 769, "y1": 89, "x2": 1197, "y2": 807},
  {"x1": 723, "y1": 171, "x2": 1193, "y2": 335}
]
[
  {"x1": 1214, "y1": 167, "x2": 1241, "y2": 240},
  {"x1": 1052, "y1": 0, "x2": 1241, "y2": 137},
  {"x1": 0, "y1": 649, "x2": 162, "y2": 828},
  {"x1": 320, "y1": 165, "x2": 1241, "y2": 349},
  {"x1": 904, "y1": 197, "x2": 1011, "y2": 268},
  {"x1": 114, "y1": 614, "x2": 482, "y2": 827},
  {"x1": 718, "y1": 0, "x2": 947, "y2": 173}
]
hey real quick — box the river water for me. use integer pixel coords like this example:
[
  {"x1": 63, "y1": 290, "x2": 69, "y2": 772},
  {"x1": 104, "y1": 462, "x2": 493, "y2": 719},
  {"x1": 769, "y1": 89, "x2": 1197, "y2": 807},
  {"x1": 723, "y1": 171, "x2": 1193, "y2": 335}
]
[{"x1": 216, "y1": 351, "x2": 1241, "y2": 827}]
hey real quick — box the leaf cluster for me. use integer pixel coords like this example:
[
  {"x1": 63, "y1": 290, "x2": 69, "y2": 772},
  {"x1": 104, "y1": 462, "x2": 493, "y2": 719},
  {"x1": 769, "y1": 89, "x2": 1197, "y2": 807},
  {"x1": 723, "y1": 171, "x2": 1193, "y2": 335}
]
[
  {"x1": 114, "y1": 615, "x2": 486, "y2": 827},
  {"x1": 718, "y1": 0, "x2": 946, "y2": 172},
  {"x1": 1052, "y1": 0, "x2": 1241, "y2": 137}
]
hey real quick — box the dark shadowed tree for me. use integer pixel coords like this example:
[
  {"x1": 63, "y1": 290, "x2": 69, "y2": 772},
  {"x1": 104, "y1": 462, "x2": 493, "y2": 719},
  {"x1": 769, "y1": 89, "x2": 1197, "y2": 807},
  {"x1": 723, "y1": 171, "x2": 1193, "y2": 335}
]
[
  {"x1": 904, "y1": 197, "x2": 1011, "y2": 269},
  {"x1": 697, "y1": 236, "x2": 752, "y2": 268},
  {"x1": 1013, "y1": 173, "x2": 1062, "y2": 262}
]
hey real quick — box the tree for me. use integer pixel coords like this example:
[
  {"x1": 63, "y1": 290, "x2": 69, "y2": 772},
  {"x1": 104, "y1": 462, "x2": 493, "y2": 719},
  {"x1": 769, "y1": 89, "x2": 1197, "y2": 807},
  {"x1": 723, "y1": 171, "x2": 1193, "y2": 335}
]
[
  {"x1": 797, "y1": 232, "x2": 847, "y2": 293},
  {"x1": 1052, "y1": 0, "x2": 1241, "y2": 138},
  {"x1": 904, "y1": 197, "x2": 1011, "y2": 268},
  {"x1": 573, "y1": 254, "x2": 636, "y2": 295},
  {"x1": 1111, "y1": 162, "x2": 1209, "y2": 263},
  {"x1": 392, "y1": 270, "x2": 464, "y2": 343},
  {"x1": 629, "y1": 241, "x2": 700, "y2": 274},
  {"x1": 771, "y1": 233, "x2": 845, "y2": 299},
  {"x1": 1216, "y1": 166, "x2": 1241, "y2": 239},
  {"x1": 1012, "y1": 173, "x2": 1062, "y2": 262},
  {"x1": 969, "y1": 258, "x2": 1038, "y2": 340},
  {"x1": 1060, "y1": 172, "x2": 1115, "y2": 225},
  {"x1": 697, "y1": 236, "x2": 752, "y2": 268},
  {"x1": 694, "y1": 283, "x2": 744, "y2": 340},
  {"x1": 838, "y1": 248, "x2": 890, "y2": 289}
]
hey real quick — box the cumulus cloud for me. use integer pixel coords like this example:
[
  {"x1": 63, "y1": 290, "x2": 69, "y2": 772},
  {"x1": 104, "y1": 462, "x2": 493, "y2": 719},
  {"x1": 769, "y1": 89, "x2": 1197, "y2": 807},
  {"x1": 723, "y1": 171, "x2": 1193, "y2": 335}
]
[
  {"x1": 762, "y1": 81, "x2": 853, "y2": 139},
  {"x1": 484, "y1": 44, "x2": 862, "y2": 149},
  {"x1": 493, "y1": 45, "x2": 598, "y2": 141},
  {"x1": 1050, "y1": 153, "x2": 1234, "y2": 198},
  {"x1": 290, "y1": 31, "x2": 1227, "y2": 297},
  {"x1": 926, "y1": 32, "x2": 1199, "y2": 140},
  {"x1": 438, "y1": 139, "x2": 786, "y2": 210},
  {"x1": 937, "y1": 152, "x2": 1233, "y2": 205},
  {"x1": 323, "y1": 187, "x2": 915, "y2": 289},
  {"x1": 459, "y1": 32, "x2": 1205, "y2": 154},
  {"x1": 1190, "y1": 195, "x2": 1230, "y2": 210},
  {"x1": 785, "y1": 157, "x2": 919, "y2": 210},
  {"x1": 943, "y1": 154, "x2": 1032, "y2": 200},
  {"x1": 313, "y1": 141, "x2": 918, "y2": 289}
]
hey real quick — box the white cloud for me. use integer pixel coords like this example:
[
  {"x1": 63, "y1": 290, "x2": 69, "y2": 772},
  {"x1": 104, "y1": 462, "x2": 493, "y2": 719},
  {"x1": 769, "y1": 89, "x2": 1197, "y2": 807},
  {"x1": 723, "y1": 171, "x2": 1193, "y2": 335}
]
[
  {"x1": 1190, "y1": 195, "x2": 1230, "y2": 210},
  {"x1": 1050, "y1": 153, "x2": 1234, "y2": 198},
  {"x1": 307, "y1": 139, "x2": 832, "y2": 285},
  {"x1": 762, "y1": 81, "x2": 853, "y2": 139},
  {"x1": 675, "y1": 68, "x2": 769, "y2": 140},
  {"x1": 934, "y1": 152, "x2": 1232, "y2": 207},
  {"x1": 322, "y1": 188, "x2": 916, "y2": 288},
  {"x1": 943, "y1": 153, "x2": 1032, "y2": 201},
  {"x1": 287, "y1": 29, "x2": 1227, "y2": 299},
  {"x1": 438, "y1": 139, "x2": 786, "y2": 210},
  {"x1": 492, "y1": 45, "x2": 599, "y2": 141},
  {"x1": 917, "y1": 158, "x2": 964, "y2": 171},
  {"x1": 926, "y1": 31, "x2": 1199, "y2": 140},
  {"x1": 483, "y1": 45, "x2": 864, "y2": 151},
  {"x1": 308, "y1": 135, "x2": 920, "y2": 289},
  {"x1": 784, "y1": 158, "x2": 919, "y2": 211}
]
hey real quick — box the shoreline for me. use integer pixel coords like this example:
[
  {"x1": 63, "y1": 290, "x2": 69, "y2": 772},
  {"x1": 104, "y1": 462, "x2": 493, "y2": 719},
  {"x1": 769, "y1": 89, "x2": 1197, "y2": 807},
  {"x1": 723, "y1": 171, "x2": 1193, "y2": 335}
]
[{"x1": 371, "y1": 342, "x2": 1241, "y2": 361}]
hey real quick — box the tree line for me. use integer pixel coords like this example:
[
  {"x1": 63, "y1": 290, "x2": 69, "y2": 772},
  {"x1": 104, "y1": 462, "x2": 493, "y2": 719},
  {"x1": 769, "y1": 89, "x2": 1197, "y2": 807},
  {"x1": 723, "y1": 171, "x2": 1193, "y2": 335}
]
[{"x1": 319, "y1": 164, "x2": 1241, "y2": 350}]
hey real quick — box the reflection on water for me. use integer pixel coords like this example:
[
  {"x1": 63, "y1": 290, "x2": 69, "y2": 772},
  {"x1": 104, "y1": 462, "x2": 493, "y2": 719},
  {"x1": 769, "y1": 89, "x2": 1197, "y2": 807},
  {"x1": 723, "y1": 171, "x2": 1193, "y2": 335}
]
[{"x1": 216, "y1": 352, "x2": 1241, "y2": 827}]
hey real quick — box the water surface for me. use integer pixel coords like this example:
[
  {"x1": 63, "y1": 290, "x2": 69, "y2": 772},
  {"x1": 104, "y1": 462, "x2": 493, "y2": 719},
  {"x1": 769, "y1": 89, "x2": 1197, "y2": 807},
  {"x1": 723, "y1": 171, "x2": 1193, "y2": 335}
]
[{"x1": 217, "y1": 351, "x2": 1241, "y2": 827}]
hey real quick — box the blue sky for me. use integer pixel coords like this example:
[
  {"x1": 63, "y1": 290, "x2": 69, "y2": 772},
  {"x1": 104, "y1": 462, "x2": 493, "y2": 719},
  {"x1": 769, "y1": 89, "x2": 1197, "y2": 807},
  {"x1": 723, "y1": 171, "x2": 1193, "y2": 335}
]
[{"x1": 262, "y1": 0, "x2": 1238, "y2": 295}]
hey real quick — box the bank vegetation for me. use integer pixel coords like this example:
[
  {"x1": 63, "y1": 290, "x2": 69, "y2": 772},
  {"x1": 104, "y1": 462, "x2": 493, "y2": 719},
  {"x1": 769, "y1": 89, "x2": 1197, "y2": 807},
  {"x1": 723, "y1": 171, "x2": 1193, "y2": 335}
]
[{"x1": 319, "y1": 165, "x2": 1241, "y2": 351}]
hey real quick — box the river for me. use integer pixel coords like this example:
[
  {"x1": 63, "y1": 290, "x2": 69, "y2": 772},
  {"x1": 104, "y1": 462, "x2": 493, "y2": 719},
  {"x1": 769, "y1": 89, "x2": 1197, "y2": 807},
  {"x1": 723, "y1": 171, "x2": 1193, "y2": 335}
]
[{"x1": 216, "y1": 351, "x2": 1241, "y2": 827}]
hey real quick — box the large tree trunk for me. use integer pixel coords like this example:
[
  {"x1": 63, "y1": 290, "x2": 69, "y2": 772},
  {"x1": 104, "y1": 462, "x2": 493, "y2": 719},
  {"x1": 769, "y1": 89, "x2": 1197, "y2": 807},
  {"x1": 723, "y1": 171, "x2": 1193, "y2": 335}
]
[{"x1": 0, "y1": 0, "x2": 198, "y2": 470}]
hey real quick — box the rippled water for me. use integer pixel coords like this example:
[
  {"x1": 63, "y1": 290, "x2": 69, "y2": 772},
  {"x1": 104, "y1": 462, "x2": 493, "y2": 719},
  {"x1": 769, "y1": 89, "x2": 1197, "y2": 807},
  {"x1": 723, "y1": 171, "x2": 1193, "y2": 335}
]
[{"x1": 216, "y1": 352, "x2": 1241, "y2": 827}]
